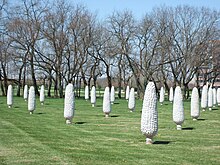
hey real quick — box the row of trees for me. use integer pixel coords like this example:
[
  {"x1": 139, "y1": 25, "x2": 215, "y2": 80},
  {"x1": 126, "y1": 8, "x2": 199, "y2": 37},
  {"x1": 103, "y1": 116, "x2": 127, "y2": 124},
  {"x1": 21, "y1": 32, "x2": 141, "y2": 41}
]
[{"x1": 0, "y1": 0, "x2": 219, "y2": 98}]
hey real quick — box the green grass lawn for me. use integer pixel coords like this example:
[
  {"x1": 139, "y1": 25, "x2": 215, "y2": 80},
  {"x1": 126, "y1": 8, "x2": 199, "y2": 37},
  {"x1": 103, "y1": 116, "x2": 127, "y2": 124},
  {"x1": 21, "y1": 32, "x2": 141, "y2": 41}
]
[{"x1": 0, "y1": 96, "x2": 219, "y2": 165}]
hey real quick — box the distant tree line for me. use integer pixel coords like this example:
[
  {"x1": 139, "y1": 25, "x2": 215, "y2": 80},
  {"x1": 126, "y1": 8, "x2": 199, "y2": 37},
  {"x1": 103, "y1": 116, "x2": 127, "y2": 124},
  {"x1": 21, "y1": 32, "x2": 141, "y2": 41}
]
[{"x1": 0, "y1": 0, "x2": 219, "y2": 98}]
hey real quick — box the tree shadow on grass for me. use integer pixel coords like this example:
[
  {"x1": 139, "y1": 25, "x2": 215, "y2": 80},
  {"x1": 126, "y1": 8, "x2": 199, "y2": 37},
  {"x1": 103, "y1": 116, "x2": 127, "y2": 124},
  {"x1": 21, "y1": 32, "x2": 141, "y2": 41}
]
[
  {"x1": 182, "y1": 127, "x2": 194, "y2": 130},
  {"x1": 75, "y1": 122, "x2": 87, "y2": 125},
  {"x1": 153, "y1": 141, "x2": 171, "y2": 145}
]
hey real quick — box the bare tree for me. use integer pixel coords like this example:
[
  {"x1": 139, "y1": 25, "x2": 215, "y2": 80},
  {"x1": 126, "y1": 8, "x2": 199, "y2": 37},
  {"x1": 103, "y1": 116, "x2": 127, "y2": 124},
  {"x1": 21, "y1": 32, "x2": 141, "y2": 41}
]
[
  {"x1": 107, "y1": 10, "x2": 137, "y2": 97},
  {"x1": 167, "y1": 6, "x2": 220, "y2": 98},
  {"x1": 42, "y1": 0, "x2": 70, "y2": 97},
  {"x1": 89, "y1": 23, "x2": 115, "y2": 89},
  {"x1": 6, "y1": 0, "x2": 48, "y2": 96},
  {"x1": 0, "y1": 0, "x2": 8, "y2": 95}
]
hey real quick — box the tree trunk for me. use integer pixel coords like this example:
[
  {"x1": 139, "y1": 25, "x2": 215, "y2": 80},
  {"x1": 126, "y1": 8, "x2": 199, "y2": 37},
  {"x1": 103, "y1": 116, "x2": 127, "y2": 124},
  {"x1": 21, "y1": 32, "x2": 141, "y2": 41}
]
[
  {"x1": 164, "y1": 81, "x2": 169, "y2": 101},
  {"x1": 58, "y1": 73, "x2": 63, "y2": 98},
  {"x1": 47, "y1": 74, "x2": 52, "y2": 97},
  {"x1": 135, "y1": 76, "x2": 145, "y2": 99},
  {"x1": 0, "y1": 70, "x2": 5, "y2": 96},
  {"x1": 117, "y1": 56, "x2": 122, "y2": 99},
  {"x1": 81, "y1": 69, "x2": 87, "y2": 87},
  {"x1": 106, "y1": 72, "x2": 112, "y2": 89},
  {"x1": 30, "y1": 49, "x2": 39, "y2": 96},
  {"x1": 22, "y1": 62, "x2": 27, "y2": 92},
  {"x1": 2, "y1": 66, "x2": 8, "y2": 96},
  {"x1": 54, "y1": 77, "x2": 58, "y2": 97},
  {"x1": 182, "y1": 83, "x2": 189, "y2": 100},
  {"x1": 118, "y1": 80, "x2": 122, "y2": 99},
  {"x1": 17, "y1": 65, "x2": 24, "y2": 96}
]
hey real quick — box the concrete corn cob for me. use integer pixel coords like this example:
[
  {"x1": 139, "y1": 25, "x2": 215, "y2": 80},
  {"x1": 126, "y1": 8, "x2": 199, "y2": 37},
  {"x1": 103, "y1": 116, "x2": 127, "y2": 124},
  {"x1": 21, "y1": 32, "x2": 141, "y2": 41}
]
[
  {"x1": 64, "y1": 84, "x2": 75, "y2": 124},
  {"x1": 141, "y1": 82, "x2": 158, "y2": 144}
]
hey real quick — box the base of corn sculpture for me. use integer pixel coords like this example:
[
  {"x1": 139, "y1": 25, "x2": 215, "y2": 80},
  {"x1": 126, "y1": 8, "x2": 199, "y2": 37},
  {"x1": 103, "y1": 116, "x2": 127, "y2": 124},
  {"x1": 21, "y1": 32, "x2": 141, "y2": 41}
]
[
  {"x1": 146, "y1": 137, "x2": 153, "y2": 144},
  {"x1": 177, "y1": 125, "x2": 182, "y2": 130},
  {"x1": 105, "y1": 113, "x2": 110, "y2": 118},
  {"x1": 65, "y1": 118, "x2": 72, "y2": 124}
]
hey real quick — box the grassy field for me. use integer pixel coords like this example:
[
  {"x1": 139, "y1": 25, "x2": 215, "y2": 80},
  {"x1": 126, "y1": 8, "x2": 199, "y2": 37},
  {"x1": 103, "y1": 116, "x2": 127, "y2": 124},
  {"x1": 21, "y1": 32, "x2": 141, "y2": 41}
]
[{"x1": 0, "y1": 96, "x2": 220, "y2": 165}]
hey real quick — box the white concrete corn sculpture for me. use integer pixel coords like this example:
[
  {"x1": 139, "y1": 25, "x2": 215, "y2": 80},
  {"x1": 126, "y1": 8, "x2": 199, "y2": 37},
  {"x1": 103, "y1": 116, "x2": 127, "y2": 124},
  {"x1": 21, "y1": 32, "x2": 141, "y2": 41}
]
[
  {"x1": 91, "y1": 86, "x2": 96, "y2": 107},
  {"x1": 128, "y1": 87, "x2": 135, "y2": 112},
  {"x1": 208, "y1": 86, "x2": 213, "y2": 111},
  {"x1": 159, "y1": 86, "x2": 165, "y2": 105},
  {"x1": 217, "y1": 88, "x2": 220, "y2": 106},
  {"x1": 190, "y1": 87, "x2": 200, "y2": 120},
  {"x1": 110, "y1": 86, "x2": 115, "y2": 104},
  {"x1": 201, "y1": 85, "x2": 208, "y2": 111},
  {"x1": 40, "y1": 85, "x2": 45, "y2": 105},
  {"x1": 141, "y1": 82, "x2": 158, "y2": 144},
  {"x1": 169, "y1": 87, "x2": 174, "y2": 103},
  {"x1": 7, "y1": 85, "x2": 13, "y2": 108},
  {"x1": 212, "y1": 88, "x2": 216, "y2": 107},
  {"x1": 64, "y1": 84, "x2": 75, "y2": 124},
  {"x1": 28, "y1": 86, "x2": 36, "y2": 114},
  {"x1": 85, "y1": 85, "x2": 89, "y2": 101},
  {"x1": 103, "y1": 87, "x2": 111, "y2": 117},
  {"x1": 125, "y1": 86, "x2": 130, "y2": 101},
  {"x1": 23, "y1": 85, "x2": 28, "y2": 101},
  {"x1": 173, "y1": 86, "x2": 184, "y2": 130}
]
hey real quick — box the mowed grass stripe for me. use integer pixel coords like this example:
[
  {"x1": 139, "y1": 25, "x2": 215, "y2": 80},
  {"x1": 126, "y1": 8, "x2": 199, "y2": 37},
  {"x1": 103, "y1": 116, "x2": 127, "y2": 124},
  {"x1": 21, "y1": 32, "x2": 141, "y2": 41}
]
[{"x1": 0, "y1": 96, "x2": 220, "y2": 165}]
